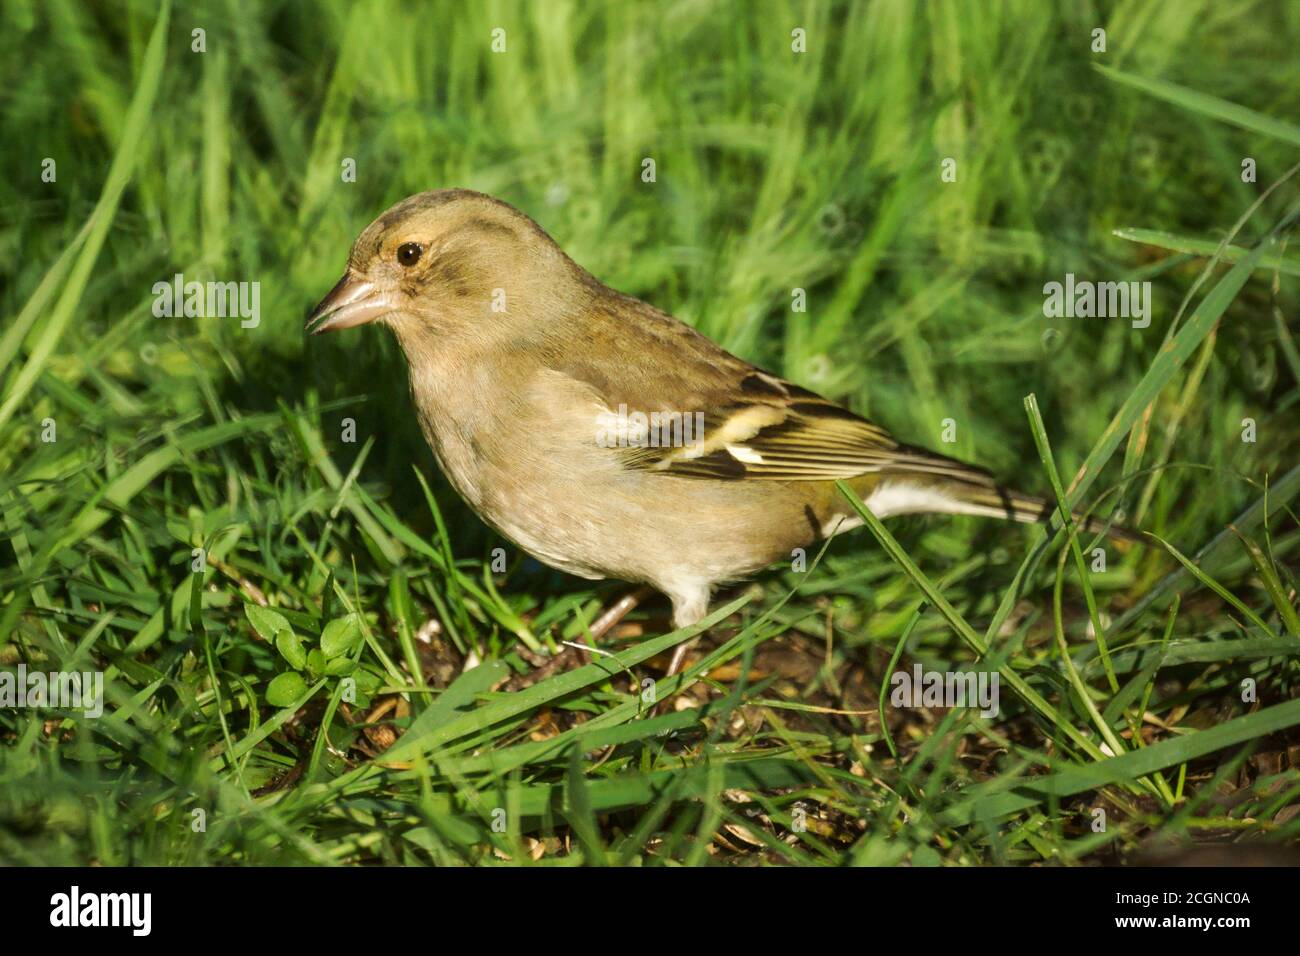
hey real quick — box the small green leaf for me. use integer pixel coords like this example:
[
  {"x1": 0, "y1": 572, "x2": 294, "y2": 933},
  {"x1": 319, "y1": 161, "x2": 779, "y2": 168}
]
[
  {"x1": 324, "y1": 655, "x2": 356, "y2": 676},
  {"x1": 306, "y1": 649, "x2": 326, "y2": 679},
  {"x1": 246, "y1": 604, "x2": 293, "y2": 643},
  {"x1": 275, "y1": 629, "x2": 307, "y2": 670},
  {"x1": 320, "y1": 614, "x2": 363, "y2": 659},
  {"x1": 265, "y1": 672, "x2": 309, "y2": 708}
]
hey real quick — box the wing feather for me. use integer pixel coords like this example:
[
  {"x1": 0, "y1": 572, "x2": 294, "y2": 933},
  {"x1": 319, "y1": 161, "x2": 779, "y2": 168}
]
[
  {"x1": 546, "y1": 294, "x2": 996, "y2": 488},
  {"x1": 625, "y1": 385, "x2": 997, "y2": 487}
]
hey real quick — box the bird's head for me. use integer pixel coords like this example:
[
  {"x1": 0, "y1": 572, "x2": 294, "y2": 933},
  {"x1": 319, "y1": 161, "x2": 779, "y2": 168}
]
[{"x1": 306, "y1": 189, "x2": 582, "y2": 349}]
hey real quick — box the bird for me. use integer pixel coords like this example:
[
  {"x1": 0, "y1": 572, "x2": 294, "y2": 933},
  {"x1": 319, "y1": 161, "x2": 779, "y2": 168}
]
[{"x1": 307, "y1": 189, "x2": 1133, "y2": 677}]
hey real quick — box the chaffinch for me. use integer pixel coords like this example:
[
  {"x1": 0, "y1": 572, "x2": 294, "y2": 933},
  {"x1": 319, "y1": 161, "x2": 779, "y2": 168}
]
[{"x1": 308, "y1": 189, "x2": 1130, "y2": 672}]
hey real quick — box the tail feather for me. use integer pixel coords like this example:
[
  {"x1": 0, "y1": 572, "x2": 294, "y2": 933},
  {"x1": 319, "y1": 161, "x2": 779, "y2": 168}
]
[
  {"x1": 867, "y1": 443, "x2": 1143, "y2": 544},
  {"x1": 952, "y1": 484, "x2": 1142, "y2": 544}
]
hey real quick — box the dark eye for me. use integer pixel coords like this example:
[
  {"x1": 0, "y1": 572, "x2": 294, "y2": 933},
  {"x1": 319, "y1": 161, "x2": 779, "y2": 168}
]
[{"x1": 397, "y1": 242, "x2": 423, "y2": 267}]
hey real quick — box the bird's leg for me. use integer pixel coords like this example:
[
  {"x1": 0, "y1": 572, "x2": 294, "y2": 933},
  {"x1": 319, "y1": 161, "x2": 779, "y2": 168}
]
[
  {"x1": 653, "y1": 638, "x2": 700, "y2": 719},
  {"x1": 657, "y1": 586, "x2": 711, "y2": 710}
]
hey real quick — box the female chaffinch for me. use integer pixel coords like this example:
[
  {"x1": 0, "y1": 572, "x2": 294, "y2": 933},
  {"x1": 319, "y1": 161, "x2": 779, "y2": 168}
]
[{"x1": 309, "y1": 189, "x2": 1132, "y2": 674}]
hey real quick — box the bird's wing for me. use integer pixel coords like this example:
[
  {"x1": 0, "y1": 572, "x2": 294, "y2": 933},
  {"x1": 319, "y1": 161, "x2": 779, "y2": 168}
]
[
  {"x1": 553, "y1": 293, "x2": 997, "y2": 485},
  {"x1": 619, "y1": 377, "x2": 994, "y2": 484}
]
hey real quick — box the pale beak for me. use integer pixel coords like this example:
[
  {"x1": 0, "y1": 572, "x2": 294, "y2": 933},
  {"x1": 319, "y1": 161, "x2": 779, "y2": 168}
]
[{"x1": 305, "y1": 273, "x2": 395, "y2": 334}]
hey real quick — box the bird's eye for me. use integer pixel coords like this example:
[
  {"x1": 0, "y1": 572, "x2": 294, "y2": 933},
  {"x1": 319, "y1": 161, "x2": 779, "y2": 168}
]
[{"x1": 397, "y1": 242, "x2": 423, "y2": 267}]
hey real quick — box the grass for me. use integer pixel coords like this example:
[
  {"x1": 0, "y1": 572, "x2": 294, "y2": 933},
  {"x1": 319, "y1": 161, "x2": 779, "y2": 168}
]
[{"x1": 1, "y1": 0, "x2": 1299, "y2": 866}]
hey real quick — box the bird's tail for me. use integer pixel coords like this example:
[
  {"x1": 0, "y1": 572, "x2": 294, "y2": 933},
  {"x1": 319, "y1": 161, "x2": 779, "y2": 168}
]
[
  {"x1": 865, "y1": 442, "x2": 1143, "y2": 544},
  {"x1": 946, "y1": 482, "x2": 1143, "y2": 544}
]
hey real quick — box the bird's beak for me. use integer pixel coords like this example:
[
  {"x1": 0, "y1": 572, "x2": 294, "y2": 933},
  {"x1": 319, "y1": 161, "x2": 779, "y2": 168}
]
[{"x1": 305, "y1": 273, "x2": 395, "y2": 335}]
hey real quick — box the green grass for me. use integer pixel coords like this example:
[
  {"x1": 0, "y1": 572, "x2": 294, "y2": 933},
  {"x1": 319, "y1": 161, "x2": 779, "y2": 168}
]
[{"x1": 2, "y1": 0, "x2": 1299, "y2": 865}]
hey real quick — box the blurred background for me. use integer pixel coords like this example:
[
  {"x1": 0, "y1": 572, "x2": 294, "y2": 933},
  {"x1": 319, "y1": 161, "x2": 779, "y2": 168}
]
[{"x1": 3, "y1": 0, "x2": 1297, "y2": 544}]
